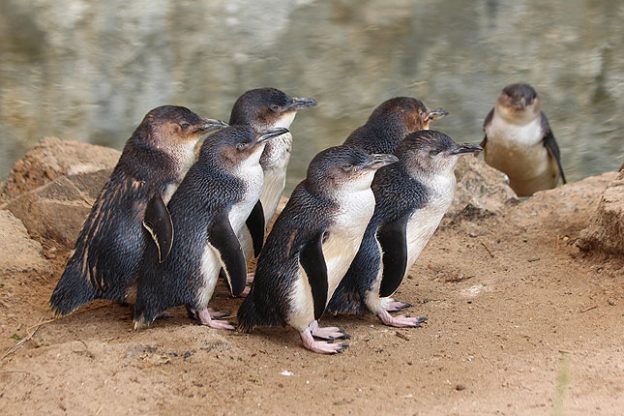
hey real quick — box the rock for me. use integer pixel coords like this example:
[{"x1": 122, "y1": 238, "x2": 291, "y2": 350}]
[
  {"x1": 446, "y1": 156, "x2": 517, "y2": 222},
  {"x1": 2, "y1": 137, "x2": 120, "y2": 199},
  {"x1": 4, "y1": 169, "x2": 111, "y2": 247},
  {"x1": 578, "y1": 170, "x2": 624, "y2": 255},
  {"x1": 0, "y1": 210, "x2": 49, "y2": 273}
]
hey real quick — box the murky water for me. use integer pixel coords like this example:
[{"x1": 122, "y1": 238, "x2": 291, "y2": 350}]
[{"x1": 1, "y1": 0, "x2": 622, "y2": 192}]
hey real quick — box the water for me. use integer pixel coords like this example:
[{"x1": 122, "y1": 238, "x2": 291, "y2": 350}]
[{"x1": 1, "y1": 0, "x2": 622, "y2": 192}]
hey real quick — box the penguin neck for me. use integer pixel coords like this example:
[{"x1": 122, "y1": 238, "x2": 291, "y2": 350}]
[
  {"x1": 402, "y1": 159, "x2": 457, "y2": 195},
  {"x1": 368, "y1": 116, "x2": 411, "y2": 154}
]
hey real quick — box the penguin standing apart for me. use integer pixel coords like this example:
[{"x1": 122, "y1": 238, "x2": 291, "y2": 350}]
[
  {"x1": 229, "y1": 88, "x2": 317, "y2": 262},
  {"x1": 327, "y1": 131, "x2": 482, "y2": 327},
  {"x1": 237, "y1": 146, "x2": 398, "y2": 354},
  {"x1": 133, "y1": 126, "x2": 288, "y2": 329},
  {"x1": 50, "y1": 106, "x2": 228, "y2": 316},
  {"x1": 482, "y1": 83, "x2": 566, "y2": 197}
]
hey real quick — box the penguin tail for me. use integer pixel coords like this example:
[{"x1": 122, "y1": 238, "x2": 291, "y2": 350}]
[
  {"x1": 236, "y1": 296, "x2": 263, "y2": 333},
  {"x1": 50, "y1": 257, "x2": 97, "y2": 317}
]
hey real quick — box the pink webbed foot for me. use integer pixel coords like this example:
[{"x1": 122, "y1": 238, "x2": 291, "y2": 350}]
[
  {"x1": 197, "y1": 308, "x2": 235, "y2": 330},
  {"x1": 300, "y1": 327, "x2": 348, "y2": 354},
  {"x1": 246, "y1": 272, "x2": 255, "y2": 285},
  {"x1": 238, "y1": 286, "x2": 251, "y2": 298},
  {"x1": 309, "y1": 320, "x2": 350, "y2": 341},
  {"x1": 384, "y1": 298, "x2": 412, "y2": 313},
  {"x1": 377, "y1": 310, "x2": 427, "y2": 328}
]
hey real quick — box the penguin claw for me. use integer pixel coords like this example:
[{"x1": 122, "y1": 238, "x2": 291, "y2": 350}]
[
  {"x1": 377, "y1": 310, "x2": 427, "y2": 328},
  {"x1": 385, "y1": 300, "x2": 412, "y2": 313},
  {"x1": 311, "y1": 325, "x2": 350, "y2": 341}
]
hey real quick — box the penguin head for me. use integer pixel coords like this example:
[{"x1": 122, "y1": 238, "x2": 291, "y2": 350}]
[
  {"x1": 199, "y1": 125, "x2": 289, "y2": 171},
  {"x1": 229, "y1": 87, "x2": 317, "y2": 131},
  {"x1": 306, "y1": 145, "x2": 398, "y2": 196},
  {"x1": 496, "y1": 83, "x2": 541, "y2": 122},
  {"x1": 138, "y1": 105, "x2": 228, "y2": 146},
  {"x1": 398, "y1": 130, "x2": 482, "y2": 175},
  {"x1": 368, "y1": 97, "x2": 448, "y2": 133}
]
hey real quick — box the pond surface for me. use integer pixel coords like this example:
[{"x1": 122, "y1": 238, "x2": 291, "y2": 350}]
[{"x1": 1, "y1": 0, "x2": 623, "y2": 191}]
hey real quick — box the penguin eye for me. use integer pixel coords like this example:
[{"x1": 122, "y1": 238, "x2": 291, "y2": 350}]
[
  {"x1": 429, "y1": 149, "x2": 440, "y2": 156},
  {"x1": 236, "y1": 143, "x2": 247, "y2": 151},
  {"x1": 269, "y1": 104, "x2": 281, "y2": 112},
  {"x1": 180, "y1": 122, "x2": 190, "y2": 130},
  {"x1": 341, "y1": 164, "x2": 355, "y2": 172}
]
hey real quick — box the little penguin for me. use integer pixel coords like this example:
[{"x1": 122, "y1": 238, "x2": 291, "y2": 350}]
[
  {"x1": 327, "y1": 130, "x2": 482, "y2": 327},
  {"x1": 50, "y1": 106, "x2": 228, "y2": 316},
  {"x1": 237, "y1": 146, "x2": 398, "y2": 354},
  {"x1": 229, "y1": 88, "x2": 317, "y2": 261},
  {"x1": 343, "y1": 96, "x2": 448, "y2": 154},
  {"x1": 482, "y1": 83, "x2": 566, "y2": 197},
  {"x1": 133, "y1": 125, "x2": 289, "y2": 329}
]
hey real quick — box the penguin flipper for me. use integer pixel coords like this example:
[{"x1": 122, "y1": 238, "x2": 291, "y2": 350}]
[
  {"x1": 300, "y1": 232, "x2": 328, "y2": 320},
  {"x1": 378, "y1": 215, "x2": 409, "y2": 298},
  {"x1": 541, "y1": 114, "x2": 566, "y2": 184},
  {"x1": 143, "y1": 194, "x2": 173, "y2": 263},
  {"x1": 245, "y1": 201, "x2": 265, "y2": 257},
  {"x1": 208, "y1": 212, "x2": 247, "y2": 297}
]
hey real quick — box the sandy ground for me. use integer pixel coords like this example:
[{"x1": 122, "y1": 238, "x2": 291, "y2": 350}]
[{"x1": 1, "y1": 172, "x2": 623, "y2": 416}]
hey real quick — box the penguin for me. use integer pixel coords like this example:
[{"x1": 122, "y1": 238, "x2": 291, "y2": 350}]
[
  {"x1": 229, "y1": 88, "x2": 317, "y2": 262},
  {"x1": 237, "y1": 146, "x2": 398, "y2": 354},
  {"x1": 343, "y1": 96, "x2": 448, "y2": 154},
  {"x1": 133, "y1": 125, "x2": 289, "y2": 329},
  {"x1": 50, "y1": 106, "x2": 228, "y2": 316},
  {"x1": 327, "y1": 131, "x2": 482, "y2": 327},
  {"x1": 482, "y1": 83, "x2": 566, "y2": 197}
]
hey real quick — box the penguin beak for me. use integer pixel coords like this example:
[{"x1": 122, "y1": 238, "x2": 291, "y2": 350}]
[
  {"x1": 199, "y1": 118, "x2": 229, "y2": 132},
  {"x1": 287, "y1": 97, "x2": 318, "y2": 111},
  {"x1": 450, "y1": 143, "x2": 483, "y2": 155},
  {"x1": 363, "y1": 153, "x2": 399, "y2": 170},
  {"x1": 425, "y1": 108, "x2": 448, "y2": 121},
  {"x1": 256, "y1": 127, "x2": 290, "y2": 144}
]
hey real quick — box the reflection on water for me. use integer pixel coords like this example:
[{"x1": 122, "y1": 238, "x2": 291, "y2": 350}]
[{"x1": 1, "y1": 0, "x2": 622, "y2": 191}]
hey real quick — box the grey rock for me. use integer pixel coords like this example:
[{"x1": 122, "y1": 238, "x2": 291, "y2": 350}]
[
  {"x1": 578, "y1": 170, "x2": 624, "y2": 255},
  {"x1": 0, "y1": 209, "x2": 49, "y2": 273},
  {"x1": 4, "y1": 169, "x2": 111, "y2": 247},
  {"x1": 2, "y1": 137, "x2": 119, "y2": 199}
]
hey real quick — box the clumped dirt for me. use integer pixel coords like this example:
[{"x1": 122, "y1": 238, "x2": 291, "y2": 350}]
[{"x1": 1, "y1": 173, "x2": 623, "y2": 416}]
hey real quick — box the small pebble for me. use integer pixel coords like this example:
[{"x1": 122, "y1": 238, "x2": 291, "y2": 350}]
[
  {"x1": 455, "y1": 384, "x2": 466, "y2": 391},
  {"x1": 607, "y1": 299, "x2": 616, "y2": 306}
]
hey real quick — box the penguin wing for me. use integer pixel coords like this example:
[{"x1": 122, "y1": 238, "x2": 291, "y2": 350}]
[
  {"x1": 480, "y1": 108, "x2": 494, "y2": 154},
  {"x1": 378, "y1": 215, "x2": 409, "y2": 298},
  {"x1": 245, "y1": 201, "x2": 265, "y2": 257},
  {"x1": 299, "y1": 231, "x2": 328, "y2": 320},
  {"x1": 208, "y1": 212, "x2": 247, "y2": 297},
  {"x1": 142, "y1": 194, "x2": 174, "y2": 263},
  {"x1": 541, "y1": 113, "x2": 566, "y2": 184}
]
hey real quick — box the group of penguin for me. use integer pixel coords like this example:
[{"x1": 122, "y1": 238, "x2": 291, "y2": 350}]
[{"x1": 49, "y1": 83, "x2": 566, "y2": 354}]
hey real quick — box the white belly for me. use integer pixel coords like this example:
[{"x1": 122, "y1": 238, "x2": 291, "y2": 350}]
[
  {"x1": 260, "y1": 165, "x2": 288, "y2": 227},
  {"x1": 485, "y1": 114, "x2": 550, "y2": 181},
  {"x1": 402, "y1": 174, "x2": 456, "y2": 282},
  {"x1": 196, "y1": 244, "x2": 221, "y2": 308},
  {"x1": 288, "y1": 187, "x2": 375, "y2": 331}
]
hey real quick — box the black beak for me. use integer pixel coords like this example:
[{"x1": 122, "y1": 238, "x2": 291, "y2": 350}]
[
  {"x1": 363, "y1": 153, "x2": 399, "y2": 170},
  {"x1": 450, "y1": 143, "x2": 483, "y2": 155},
  {"x1": 287, "y1": 96, "x2": 317, "y2": 111},
  {"x1": 256, "y1": 127, "x2": 289, "y2": 144},
  {"x1": 426, "y1": 108, "x2": 449, "y2": 121},
  {"x1": 199, "y1": 118, "x2": 229, "y2": 132}
]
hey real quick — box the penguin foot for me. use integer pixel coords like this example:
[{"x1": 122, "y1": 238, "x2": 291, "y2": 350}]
[
  {"x1": 309, "y1": 321, "x2": 350, "y2": 341},
  {"x1": 197, "y1": 308, "x2": 235, "y2": 330},
  {"x1": 300, "y1": 327, "x2": 348, "y2": 355},
  {"x1": 239, "y1": 286, "x2": 251, "y2": 298},
  {"x1": 246, "y1": 272, "x2": 255, "y2": 284},
  {"x1": 187, "y1": 307, "x2": 231, "y2": 321},
  {"x1": 384, "y1": 298, "x2": 412, "y2": 313},
  {"x1": 377, "y1": 310, "x2": 427, "y2": 328}
]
